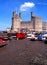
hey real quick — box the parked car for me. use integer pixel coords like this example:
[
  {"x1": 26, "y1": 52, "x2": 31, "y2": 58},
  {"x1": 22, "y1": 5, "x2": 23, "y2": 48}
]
[
  {"x1": 26, "y1": 33, "x2": 33, "y2": 38},
  {"x1": 0, "y1": 39, "x2": 5, "y2": 43},
  {"x1": 30, "y1": 36, "x2": 37, "y2": 41},
  {"x1": 43, "y1": 34, "x2": 47, "y2": 37},
  {"x1": 26, "y1": 33, "x2": 38, "y2": 41},
  {"x1": 16, "y1": 32, "x2": 26, "y2": 40},
  {"x1": 34, "y1": 36, "x2": 38, "y2": 40},
  {"x1": 38, "y1": 34, "x2": 46, "y2": 41},
  {"x1": 44, "y1": 37, "x2": 47, "y2": 44},
  {"x1": 0, "y1": 38, "x2": 8, "y2": 47},
  {"x1": 2, "y1": 35, "x2": 10, "y2": 41},
  {"x1": 10, "y1": 36, "x2": 16, "y2": 40},
  {"x1": 0, "y1": 35, "x2": 10, "y2": 42}
]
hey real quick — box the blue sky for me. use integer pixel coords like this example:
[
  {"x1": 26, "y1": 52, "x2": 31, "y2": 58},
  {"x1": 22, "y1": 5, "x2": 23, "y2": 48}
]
[{"x1": 0, "y1": 0, "x2": 47, "y2": 31}]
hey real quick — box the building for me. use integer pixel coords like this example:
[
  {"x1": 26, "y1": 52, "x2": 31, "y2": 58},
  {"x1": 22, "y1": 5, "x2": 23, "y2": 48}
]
[{"x1": 11, "y1": 11, "x2": 47, "y2": 33}]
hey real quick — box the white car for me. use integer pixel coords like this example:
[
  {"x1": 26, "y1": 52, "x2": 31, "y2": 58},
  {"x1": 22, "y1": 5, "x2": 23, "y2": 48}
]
[
  {"x1": 27, "y1": 34, "x2": 33, "y2": 38},
  {"x1": 27, "y1": 33, "x2": 37, "y2": 40},
  {"x1": 27, "y1": 34, "x2": 35, "y2": 38}
]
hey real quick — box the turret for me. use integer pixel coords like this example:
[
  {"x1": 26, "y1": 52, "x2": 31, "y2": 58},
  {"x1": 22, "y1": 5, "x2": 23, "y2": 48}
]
[
  {"x1": 31, "y1": 12, "x2": 34, "y2": 20},
  {"x1": 13, "y1": 11, "x2": 16, "y2": 17},
  {"x1": 12, "y1": 11, "x2": 18, "y2": 19},
  {"x1": 19, "y1": 12, "x2": 22, "y2": 19}
]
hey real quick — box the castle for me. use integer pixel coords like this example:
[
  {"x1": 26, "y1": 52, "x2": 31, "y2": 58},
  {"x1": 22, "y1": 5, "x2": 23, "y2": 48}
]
[{"x1": 7, "y1": 11, "x2": 47, "y2": 33}]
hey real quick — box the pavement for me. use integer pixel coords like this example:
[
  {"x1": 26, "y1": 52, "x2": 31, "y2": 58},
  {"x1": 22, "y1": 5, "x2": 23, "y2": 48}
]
[{"x1": 0, "y1": 39, "x2": 47, "y2": 65}]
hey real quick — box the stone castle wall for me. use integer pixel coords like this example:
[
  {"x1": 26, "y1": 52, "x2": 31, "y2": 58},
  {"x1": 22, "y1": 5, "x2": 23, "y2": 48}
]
[
  {"x1": 11, "y1": 11, "x2": 47, "y2": 32},
  {"x1": 42, "y1": 22, "x2": 47, "y2": 32},
  {"x1": 32, "y1": 16, "x2": 42, "y2": 32}
]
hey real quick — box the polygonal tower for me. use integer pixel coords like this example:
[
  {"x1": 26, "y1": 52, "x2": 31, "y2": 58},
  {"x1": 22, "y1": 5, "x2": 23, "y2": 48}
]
[
  {"x1": 32, "y1": 16, "x2": 42, "y2": 32},
  {"x1": 11, "y1": 11, "x2": 22, "y2": 32},
  {"x1": 31, "y1": 12, "x2": 42, "y2": 32}
]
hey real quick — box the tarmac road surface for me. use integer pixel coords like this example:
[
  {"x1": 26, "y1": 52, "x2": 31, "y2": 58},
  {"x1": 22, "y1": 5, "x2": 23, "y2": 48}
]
[{"x1": 0, "y1": 39, "x2": 47, "y2": 65}]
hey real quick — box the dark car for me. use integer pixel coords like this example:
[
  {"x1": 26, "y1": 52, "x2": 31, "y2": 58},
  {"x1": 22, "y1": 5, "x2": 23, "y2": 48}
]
[
  {"x1": 10, "y1": 36, "x2": 16, "y2": 40},
  {"x1": 44, "y1": 37, "x2": 47, "y2": 44}
]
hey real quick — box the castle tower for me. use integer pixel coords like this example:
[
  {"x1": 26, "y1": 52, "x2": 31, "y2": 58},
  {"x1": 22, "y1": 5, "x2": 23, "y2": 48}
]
[
  {"x1": 32, "y1": 16, "x2": 42, "y2": 32},
  {"x1": 31, "y1": 12, "x2": 34, "y2": 20},
  {"x1": 30, "y1": 12, "x2": 42, "y2": 32},
  {"x1": 19, "y1": 12, "x2": 22, "y2": 19},
  {"x1": 11, "y1": 11, "x2": 21, "y2": 32}
]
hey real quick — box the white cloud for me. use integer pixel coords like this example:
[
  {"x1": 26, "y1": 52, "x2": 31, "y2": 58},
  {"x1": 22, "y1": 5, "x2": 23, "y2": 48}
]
[{"x1": 20, "y1": 2, "x2": 35, "y2": 11}]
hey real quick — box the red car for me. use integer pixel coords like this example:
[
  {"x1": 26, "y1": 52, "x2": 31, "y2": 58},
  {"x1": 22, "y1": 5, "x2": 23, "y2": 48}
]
[
  {"x1": 16, "y1": 33, "x2": 26, "y2": 40},
  {"x1": 0, "y1": 36, "x2": 9, "y2": 47},
  {"x1": 0, "y1": 39, "x2": 5, "y2": 43},
  {"x1": 0, "y1": 39, "x2": 7, "y2": 47}
]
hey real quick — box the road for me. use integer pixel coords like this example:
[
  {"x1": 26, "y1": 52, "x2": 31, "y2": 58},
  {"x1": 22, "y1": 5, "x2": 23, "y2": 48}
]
[{"x1": 0, "y1": 39, "x2": 47, "y2": 65}]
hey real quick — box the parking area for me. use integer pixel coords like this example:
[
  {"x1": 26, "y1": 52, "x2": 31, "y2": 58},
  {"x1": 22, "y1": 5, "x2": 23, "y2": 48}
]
[{"x1": 0, "y1": 39, "x2": 47, "y2": 65}]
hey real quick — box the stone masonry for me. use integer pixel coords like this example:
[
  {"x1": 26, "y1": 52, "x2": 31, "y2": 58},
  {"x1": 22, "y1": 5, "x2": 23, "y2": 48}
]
[{"x1": 11, "y1": 11, "x2": 47, "y2": 33}]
